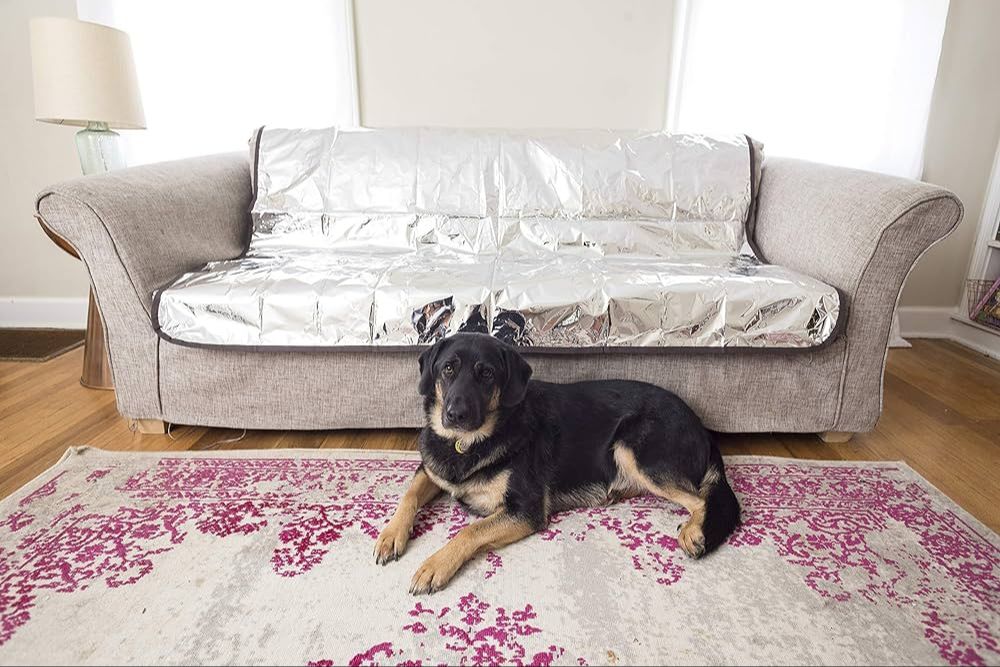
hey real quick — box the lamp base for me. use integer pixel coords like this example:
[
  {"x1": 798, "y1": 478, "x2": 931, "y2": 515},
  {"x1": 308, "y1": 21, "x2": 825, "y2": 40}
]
[
  {"x1": 75, "y1": 121, "x2": 125, "y2": 175},
  {"x1": 70, "y1": 122, "x2": 123, "y2": 393}
]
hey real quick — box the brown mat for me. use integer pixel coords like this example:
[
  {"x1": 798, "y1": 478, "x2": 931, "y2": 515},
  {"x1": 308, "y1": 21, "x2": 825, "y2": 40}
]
[{"x1": 0, "y1": 328, "x2": 85, "y2": 362}]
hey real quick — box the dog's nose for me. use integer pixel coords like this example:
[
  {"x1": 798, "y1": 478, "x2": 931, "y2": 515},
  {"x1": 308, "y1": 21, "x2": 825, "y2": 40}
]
[{"x1": 445, "y1": 405, "x2": 467, "y2": 425}]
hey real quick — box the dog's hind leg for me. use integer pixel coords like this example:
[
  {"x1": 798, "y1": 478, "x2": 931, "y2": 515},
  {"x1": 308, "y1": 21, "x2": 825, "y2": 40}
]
[
  {"x1": 374, "y1": 466, "x2": 442, "y2": 565},
  {"x1": 613, "y1": 444, "x2": 710, "y2": 558}
]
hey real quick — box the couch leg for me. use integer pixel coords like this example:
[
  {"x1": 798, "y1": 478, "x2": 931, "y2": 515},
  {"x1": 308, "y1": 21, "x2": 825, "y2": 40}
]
[
  {"x1": 818, "y1": 431, "x2": 854, "y2": 444},
  {"x1": 129, "y1": 418, "x2": 167, "y2": 435}
]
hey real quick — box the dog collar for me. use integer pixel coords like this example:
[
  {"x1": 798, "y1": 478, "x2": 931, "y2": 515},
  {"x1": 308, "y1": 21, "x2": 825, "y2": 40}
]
[{"x1": 454, "y1": 440, "x2": 466, "y2": 454}]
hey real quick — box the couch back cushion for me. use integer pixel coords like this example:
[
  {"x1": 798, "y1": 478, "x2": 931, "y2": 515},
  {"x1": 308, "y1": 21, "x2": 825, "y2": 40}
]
[
  {"x1": 250, "y1": 127, "x2": 759, "y2": 254},
  {"x1": 254, "y1": 127, "x2": 494, "y2": 217},
  {"x1": 497, "y1": 130, "x2": 754, "y2": 222}
]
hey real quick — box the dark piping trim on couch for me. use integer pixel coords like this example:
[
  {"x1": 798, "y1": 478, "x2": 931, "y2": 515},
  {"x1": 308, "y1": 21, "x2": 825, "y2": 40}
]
[{"x1": 148, "y1": 278, "x2": 848, "y2": 356}]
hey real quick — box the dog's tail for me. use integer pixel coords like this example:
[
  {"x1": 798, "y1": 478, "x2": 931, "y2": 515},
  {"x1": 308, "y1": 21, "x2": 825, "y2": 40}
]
[{"x1": 698, "y1": 437, "x2": 741, "y2": 554}]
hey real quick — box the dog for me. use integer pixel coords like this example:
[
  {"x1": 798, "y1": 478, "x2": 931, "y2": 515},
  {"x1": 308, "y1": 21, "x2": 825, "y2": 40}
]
[{"x1": 374, "y1": 332, "x2": 741, "y2": 594}]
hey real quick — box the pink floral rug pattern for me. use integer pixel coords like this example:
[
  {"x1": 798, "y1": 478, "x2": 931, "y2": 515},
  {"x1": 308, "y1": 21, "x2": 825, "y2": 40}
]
[{"x1": 0, "y1": 447, "x2": 996, "y2": 665}]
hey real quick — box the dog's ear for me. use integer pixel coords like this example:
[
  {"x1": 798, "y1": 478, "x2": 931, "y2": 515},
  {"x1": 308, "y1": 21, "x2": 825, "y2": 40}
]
[
  {"x1": 418, "y1": 338, "x2": 445, "y2": 397},
  {"x1": 500, "y1": 344, "x2": 533, "y2": 408}
]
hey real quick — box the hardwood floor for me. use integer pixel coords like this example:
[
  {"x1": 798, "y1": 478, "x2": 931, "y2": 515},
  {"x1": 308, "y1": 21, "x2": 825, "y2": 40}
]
[{"x1": 1, "y1": 339, "x2": 997, "y2": 531}]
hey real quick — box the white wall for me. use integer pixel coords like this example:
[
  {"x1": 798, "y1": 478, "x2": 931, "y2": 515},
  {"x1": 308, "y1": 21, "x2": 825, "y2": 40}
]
[
  {"x1": 354, "y1": 0, "x2": 675, "y2": 129},
  {"x1": 900, "y1": 0, "x2": 1000, "y2": 308},
  {"x1": 0, "y1": 0, "x2": 91, "y2": 327}
]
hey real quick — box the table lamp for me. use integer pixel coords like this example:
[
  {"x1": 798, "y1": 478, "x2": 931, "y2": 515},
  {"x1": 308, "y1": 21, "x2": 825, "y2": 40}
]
[
  {"x1": 30, "y1": 16, "x2": 145, "y2": 175},
  {"x1": 29, "y1": 17, "x2": 146, "y2": 391}
]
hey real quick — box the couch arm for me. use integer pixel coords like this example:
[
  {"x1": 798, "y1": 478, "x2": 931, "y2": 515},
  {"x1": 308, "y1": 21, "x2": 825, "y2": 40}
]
[
  {"x1": 753, "y1": 157, "x2": 963, "y2": 431},
  {"x1": 35, "y1": 153, "x2": 252, "y2": 420}
]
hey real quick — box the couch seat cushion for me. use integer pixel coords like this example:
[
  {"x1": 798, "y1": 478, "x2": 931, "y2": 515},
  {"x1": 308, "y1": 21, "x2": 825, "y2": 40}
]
[{"x1": 154, "y1": 247, "x2": 840, "y2": 349}]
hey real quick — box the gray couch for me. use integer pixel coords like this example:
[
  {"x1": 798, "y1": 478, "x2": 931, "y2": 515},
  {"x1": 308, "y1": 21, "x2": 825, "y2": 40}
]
[{"x1": 35, "y1": 153, "x2": 962, "y2": 437}]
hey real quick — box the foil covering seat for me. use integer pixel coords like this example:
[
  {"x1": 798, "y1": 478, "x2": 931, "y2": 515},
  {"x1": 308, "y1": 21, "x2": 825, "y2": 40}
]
[{"x1": 155, "y1": 242, "x2": 837, "y2": 349}]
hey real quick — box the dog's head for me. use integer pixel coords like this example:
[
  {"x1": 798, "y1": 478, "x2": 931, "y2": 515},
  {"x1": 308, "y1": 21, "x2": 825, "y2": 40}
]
[{"x1": 418, "y1": 333, "x2": 532, "y2": 438}]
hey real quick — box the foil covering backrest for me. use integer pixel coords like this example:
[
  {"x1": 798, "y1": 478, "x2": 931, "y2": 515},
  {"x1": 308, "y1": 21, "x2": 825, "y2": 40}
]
[
  {"x1": 253, "y1": 127, "x2": 494, "y2": 216},
  {"x1": 249, "y1": 127, "x2": 757, "y2": 257},
  {"x1": 497, "y1": 130, "x2": 753, "y2": 222}
]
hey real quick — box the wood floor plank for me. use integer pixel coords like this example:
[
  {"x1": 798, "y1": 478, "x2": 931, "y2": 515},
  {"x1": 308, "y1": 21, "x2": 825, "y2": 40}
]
[
  {"x1": 887, "y1": 340, "x2": 1000, "y2": 420},
  {"x1": 1, "y1": 340, "x2": 997, "y2": 531}
]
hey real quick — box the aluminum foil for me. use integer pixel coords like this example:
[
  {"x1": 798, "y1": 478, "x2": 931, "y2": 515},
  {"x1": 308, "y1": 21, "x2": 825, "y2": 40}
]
[{"x1": 155, "y1": 127, "x2": 840, "y2": 349}]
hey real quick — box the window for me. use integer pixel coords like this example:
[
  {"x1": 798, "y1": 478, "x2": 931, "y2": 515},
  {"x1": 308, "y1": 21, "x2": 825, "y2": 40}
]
[
  {"x1": 76, "y1": 0, "x2": 358, "y2": 165},
  {"x1": 668, "y1": 0, "x2": 949, "y2": 178}
]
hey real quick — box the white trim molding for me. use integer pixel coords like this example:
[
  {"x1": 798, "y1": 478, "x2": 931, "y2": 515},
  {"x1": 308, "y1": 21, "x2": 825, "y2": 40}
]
[
  {"x1": 345, "y1": 0, "x2": 361, "y2": 126},
  {"x1": 897, "y1": 306, "x2": 1000, "y2": 360},
  {"x1": 963, "y1": 137, "x2": 1000, "y2": 290},
  {"x1": 663, "y1": 0, "x2": 690, "y2": 132},
  {"x1": 0, "y1": 297, "x2": 88, "y2": 329}
]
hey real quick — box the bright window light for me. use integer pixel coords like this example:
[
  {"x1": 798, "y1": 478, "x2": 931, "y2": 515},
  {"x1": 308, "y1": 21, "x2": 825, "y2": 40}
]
[
  {"x1": 669, "y1": 0, "x2": 949, "y2": 178},
  {"x1": 76, "y1": 0, "x2": 358, "y2": 165}
]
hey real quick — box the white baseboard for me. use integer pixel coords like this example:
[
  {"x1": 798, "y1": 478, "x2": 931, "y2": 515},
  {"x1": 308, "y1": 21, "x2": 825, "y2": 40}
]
[
  {"x1": 0, "y1": 297, "x2": 88, "y2": 329},
  {"x1": 897, "y1": 306, "x2": 1000, "y2": 360},
  {"x1": 888, "y1": 313, "x2": 911, "y2": 348}
]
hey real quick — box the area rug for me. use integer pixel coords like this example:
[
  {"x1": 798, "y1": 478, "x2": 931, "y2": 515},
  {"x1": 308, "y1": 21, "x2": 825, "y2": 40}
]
[
  {"x1": 0, "y1": 448, "x2": 996, "y2": 666},
  {"x1": 0, "y1": 329, "x2": 84, "y2": 362}
]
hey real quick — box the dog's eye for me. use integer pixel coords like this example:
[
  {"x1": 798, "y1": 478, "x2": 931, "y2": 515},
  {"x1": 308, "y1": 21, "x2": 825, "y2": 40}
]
[
  {"x1": 442, "y1": 362, "x2": 455, "y2": 377},
  {"x1": 481, "y1": 367, "x2": 494, "y2": 381}
]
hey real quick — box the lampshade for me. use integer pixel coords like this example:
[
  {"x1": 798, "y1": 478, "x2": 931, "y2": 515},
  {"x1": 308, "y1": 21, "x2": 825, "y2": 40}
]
[{"x1": 30, "y1": 17, "x2": 146, "y2": 130}]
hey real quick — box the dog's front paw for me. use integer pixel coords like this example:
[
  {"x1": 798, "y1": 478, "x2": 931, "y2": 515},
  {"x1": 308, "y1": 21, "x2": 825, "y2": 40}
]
[
  {"x1": 409, "y1": 550, "x2": 460, "y2": 595},
  {"x1": 374, "y1": 520, "x2": 411, "y2": 565}
]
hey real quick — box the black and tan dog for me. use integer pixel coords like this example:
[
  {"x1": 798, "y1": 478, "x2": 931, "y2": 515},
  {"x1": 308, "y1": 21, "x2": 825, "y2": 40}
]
[{"x1": 374, "y1": 333, "x2": 741, "y2": 594}]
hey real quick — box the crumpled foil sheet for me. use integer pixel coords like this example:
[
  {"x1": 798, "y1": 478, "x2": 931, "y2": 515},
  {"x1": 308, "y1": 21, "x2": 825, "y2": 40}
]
[{"x1": 155, "y1": 128, "x2": 839, "y2": 349}]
